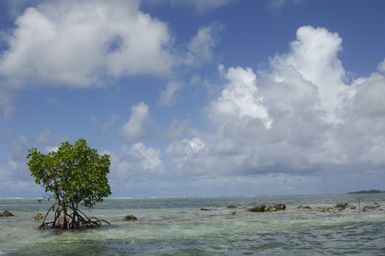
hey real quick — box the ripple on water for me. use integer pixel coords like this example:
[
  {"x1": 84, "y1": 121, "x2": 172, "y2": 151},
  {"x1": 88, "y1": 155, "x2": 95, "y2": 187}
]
[{"x1": 1, "y1": 195, "x2": 385, "y2": 255}]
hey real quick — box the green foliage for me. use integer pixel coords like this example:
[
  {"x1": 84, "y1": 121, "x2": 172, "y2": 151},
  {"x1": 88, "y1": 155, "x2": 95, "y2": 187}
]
[{"x1": 27, "y1": 139, "x2": 111, "y2": 209}]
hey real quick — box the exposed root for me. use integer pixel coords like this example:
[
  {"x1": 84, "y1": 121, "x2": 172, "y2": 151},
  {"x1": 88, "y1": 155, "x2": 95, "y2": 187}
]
[{"x1": 39, "y1": 203, "x2": 110, "y2": 230}]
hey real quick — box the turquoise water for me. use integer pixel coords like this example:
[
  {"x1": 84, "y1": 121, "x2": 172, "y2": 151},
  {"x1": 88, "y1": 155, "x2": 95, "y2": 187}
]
[{"x1": 1, "y1": 194, "x2": 385, "y2": 255}]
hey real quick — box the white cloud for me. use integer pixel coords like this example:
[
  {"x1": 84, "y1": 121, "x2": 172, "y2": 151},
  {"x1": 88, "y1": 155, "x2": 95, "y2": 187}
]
[
  {"x1": 0, "y1": 0, "x2": 173, "y2": 87},
  {"x1": 159, "y1": 80, "x2": 183, "y2": 106},
  {"x1": 121, "y1": 102, "x2": 149, "y2": 142},
  {"x1": 45, "y1": 146, "x2": 58, "y2": 153},
  {"x1": 210, "y1": 65, "x2": 272, "y2": 129},
  {"x1": 105, "y1": 150, "x2": 132, "y2": 180},
  {"x1": 0, "y1": 0, "x2": 175, "y2": 116},
  {"x1": 186, "y1": 25, "x2": 220, "y2": 65},
  {"x1": 122, "y1": 143, "x2": 163, "y2": 173},
  {"x1": 106, "y1": 143, "x2": 163, "y2": 182},
  {"x1": 277, "y1": 26, "x2": 352, "y2": 121},
  {"x1": 167, "y1": 137, "x2": 205, "y2": 169},
  {"x1": 167, "y1": 25, "x2": 385, "y2": 180}
]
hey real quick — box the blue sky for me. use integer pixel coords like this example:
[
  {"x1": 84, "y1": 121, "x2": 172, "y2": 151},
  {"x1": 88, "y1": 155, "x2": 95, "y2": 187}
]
[{"x1": 1, "y1": 0, "x2": 385, "y2": 197}]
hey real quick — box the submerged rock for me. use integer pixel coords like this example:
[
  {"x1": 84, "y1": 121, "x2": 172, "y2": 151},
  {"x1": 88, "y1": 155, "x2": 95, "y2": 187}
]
[
  {"x1": 363, "y1": 205, "x2": 380, "y2": 211},
  {"x1": 248, "y1": 204, "x2": 266, "y2": 212},
  {"x1": 335, "y1": 203, "x2": 348, "y2": 210},
  {"x1": 0, "y1": 210, "x2": 14, "y2": 217},
  {"x1": 200, "y1": 208, "x2": 210, "y2": 211},
  {"x1": 34, "y1": 213, "x2": 44, "y2": 221},
  {"x1": 227, "y1": 205, "x2": 237, "y2": 209},
  {"x1": 273, "y1": 204, "x2": 286, "y2": 211},
  {"x1": 317, "y1": 206, "x2": 336, "y2": 213},
  {"x1": 123, "y1": 215, "x2": 138, "y2": 221},
  {"x1": 248, "y1": 204, "x2": 286, "y2": 213},
  {"x1": 298, "y1": 206, "x2": 312, "y2": 210},
  {"x1": 266, "y1": 207, "x2": 277, "y2": 212}
]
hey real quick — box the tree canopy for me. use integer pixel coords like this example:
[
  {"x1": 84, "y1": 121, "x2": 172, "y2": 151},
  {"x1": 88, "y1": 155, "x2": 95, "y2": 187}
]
[{"x1": 27, "y1": 138, "x2": 111, "y2": 229}]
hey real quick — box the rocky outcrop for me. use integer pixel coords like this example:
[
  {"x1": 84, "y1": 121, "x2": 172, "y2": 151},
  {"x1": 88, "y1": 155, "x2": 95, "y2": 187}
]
[
  {"x1": 334, "y1": 203, "x2": 348, "y2": 210},
  {"x1": 0, "y1": 210, "x2": 14, "y2": 217},
  {"x1": 297, "y1": 202, "x2": 355, "y2": 213},
  {"x1": 265, "y1": 206, "x2": 277, "y2": 212},
  {"x1": 363, "y1": 204, "x2": 380, "y2": 211},
  {"x1": 248, "y1": 204, "x2": 286, "y2": 213},
  {"x1": 123, "y1": 215, "x2": 138, "y2": 221},
  {"x1": 273, "y1": 204, "x2": 286, "y2": 211},
  {"x1": 248, "y1": 204, "x2": 266, "y2": 212},
  {"x1": 298, "y1": 205, "x2": 312, "y2": 210}
]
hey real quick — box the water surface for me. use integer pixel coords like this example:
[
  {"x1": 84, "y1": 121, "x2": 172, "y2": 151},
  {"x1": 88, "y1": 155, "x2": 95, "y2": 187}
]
[{"x1": 1, "y1": 194, "x2": 385, "y2": 255}]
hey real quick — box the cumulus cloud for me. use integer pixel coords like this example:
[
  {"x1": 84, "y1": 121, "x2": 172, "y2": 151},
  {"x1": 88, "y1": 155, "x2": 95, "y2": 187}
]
[
  {"x1": 168, "y1": 26, "x2": 385, "y2": 181},
  {"x1": 106, "y1": 143, "x2": 163, "y2": 185},
  {"x1": 121, "y1": 102, "x2": 150, "y2": 142},
  {"x1": 0, "y1": 0, "x2": 174, "y2": 116},
  {"x1": 122, "y1": 143, "x2": 163, "y2": 173},
  {"x1": 210, "y1": 65, "x2": 273, "y2": 129},
  {"x1": 0, "y1": 0, "x2": 172, "y2": 87},
  {"x1": 159, "y1": 80, "x2": 183, "y2": 106},
  {"x1": 0, "y1": 1, "x2": 226, "y2": 117},
  {"x1": 167, "y1": 137, "x2": 205, "y2": 170},
  {"x1": 186, "y1": 25, "x2": 220, "y2": 65},
  {"x1": 278, "y1": 26, "x2": 352, "y2": 121}
]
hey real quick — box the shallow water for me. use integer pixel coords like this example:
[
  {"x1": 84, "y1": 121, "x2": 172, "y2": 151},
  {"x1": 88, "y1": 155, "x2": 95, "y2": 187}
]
[{"x1": 1, "y1": 194, "x2": 385, "y2": 255}]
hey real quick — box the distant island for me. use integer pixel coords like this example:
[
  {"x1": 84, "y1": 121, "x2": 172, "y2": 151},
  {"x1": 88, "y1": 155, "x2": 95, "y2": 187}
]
[{"x1": 347, "y1": 189, "x2": 385, "y2": 194}]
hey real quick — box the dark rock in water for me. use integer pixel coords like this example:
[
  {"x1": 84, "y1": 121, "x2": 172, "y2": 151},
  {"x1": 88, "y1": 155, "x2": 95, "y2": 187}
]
[
  {"x1": 34, "y1": 213, "x2": 44, "y2": 221},
  {"x1": 248, "y1": 204, "x2": 266, "y2": 212},
  {"x1": 363, "y1": 205, "x2": 380, "y2": 211},
  {"x1": 273, "y1": 204, "x2": 286, "y2": 211},
  {"x1": 335, "y1": 203, "x2": 348, "y2": 210},
  {"x1": 0, "y1": 210, "x2": 14, "y2": 217},
  {"x1": 200, "y1": 208, "x2": 210, "y2": 211},
  {"x1": 231, "y1": 211, "x2": 236, "y2": 215},
  {"x1": 123, "y1": 215, "x2": 138, "y2": 221},
  {"x1": 298, "y1": 205, "x2": 312, "y2": 210},
  {"x1": 247, "y1": 204, "x2": 285, "y2": 213},
  {"x1": 227, "y1": 205, "x2": 237, "y2": 209},
  {"x1": 266, "y1": 207, "x2": 277, "y2": 212}
]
